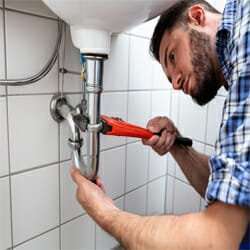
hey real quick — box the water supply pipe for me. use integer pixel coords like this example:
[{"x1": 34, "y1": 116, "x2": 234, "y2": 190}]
[{"x1": 0, "y1": 19, "x2": 64, "y2": 86}]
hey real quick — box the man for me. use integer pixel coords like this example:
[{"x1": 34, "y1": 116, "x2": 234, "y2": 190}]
[{"x1": 70, "y1": 0, "x2": 250, "y2": 249}]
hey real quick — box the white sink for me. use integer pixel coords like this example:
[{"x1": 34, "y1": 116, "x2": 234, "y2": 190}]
[{"x1": 42, "y1": 0, "x2": 179, "y2": 54}]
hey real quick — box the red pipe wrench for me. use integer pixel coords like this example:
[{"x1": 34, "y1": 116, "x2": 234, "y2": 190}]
[{"x1": 100, "y1": 115, "x2": 192, "y2": 146}]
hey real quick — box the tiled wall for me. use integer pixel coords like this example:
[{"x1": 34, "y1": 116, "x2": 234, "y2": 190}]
[{"x1": 0, "y1": 0, "x2": 226, "y2": 249}]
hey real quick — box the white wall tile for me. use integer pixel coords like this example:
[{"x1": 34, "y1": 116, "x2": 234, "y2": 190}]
[
  {"x1": 170, "y1": 90, "x2": 180, "y2": 125},
  {"x1": 127, "y1": 91, "x2": 151, "y2": 144},
  {"x1": 152, "y1": 61, "x2": 171, "y2": 90},
  {"x1": 217, "y1": 85, "x2": 228, "y2": 97},
  {"x1": 214, "y1": 0, "x2": 227, "y2": 12},
  {"x1": 207, "y1": 0, "x2": 226, "y2": 13},
  {"x1": 60, "y1": 160, "x2": 84, "y2": 223},
  {"x1": 0, "y1": 177, "x2": 12, "y2": 250},
  {"x1": 147, "y1": 176, "x2": 166, "y2": 215},
  {"x1": 114, "y1": 196, "x2": 125, "y2": 210},
  {"x1": 207, "y1": 0, "x2": 216, "y2": 7},
  {"x1": 148, "y1": 148, "x2": 167, "y2": 181},
  {"x1": 61, "y1": 215, "x2": 95, "y2": 250},
  {"x1": 167, "y1": 154, "x2": 176, "y2": 177},
  {"x1": 0, "y1": 97, "x2": 9, "y2": 177},
  {"x1": 175, "y1": 141, "x2": 205, "y2": 184},
  {"x1": 103, "y1": 34, "x2": 129, "y2": 91},
  {"x1": 127, "y1": 91, "x2": 151, "y2": 127},
  {"x1": 6, "y1": 11, "x2": 58, "y2": 94},
  {"x1": 11, "y1": 165, "x2": 59, "y2": 245},
  {"x1": 60, "y1": 24, "x2": 81, "y2": 74},
  {"x1": 125, "y1": 185, "x2": 147, "y2": 215},
  {"x1": 96, "y1": 197, "x2": 123, "y2": 250},
  {"x1": 0, "y1": 9, "x2": 5, "y2": 95},
  {"x1": 5, "y1": 0, "x2": 57, "y2": 18},
  {"x1": 8, "y1": 95, "x2": 58, "y2": 172},
  {"x1": 151, "y1": 90, "x2": 171, "y2": 117},
  {"x1": 126, "y1": 142, "x2": 149, "y2": 192},
  {"x1": 129, "y1": 17, "x2": 158, "y2": 39},
  {"x1": 129, "y1": 36, "x2": 152, "y2": 90},
  {"x1": 205, "y1": 145, "x2": 214, "y2": 175},
  {"x1": 100, "y1": 92, "x2": 127, "y2": 150},
  {"x1": 14, "y1": 229, "x2": 59, "y2": 250},
  {"x1": 206, "y1": 96, "x2": 225, "y2": 145},
  {"x1": 178, "y1": 93, "x2": 207, "y2": 141},
  {"x1": 96, "y1": 228, "x2": 119, "y2": 250},
  {"x1": 99, "y1": 146, "x2": 126, "y2": 200},
  {"x1": 205, "y1": 144, "x2": 215, "y2": 156},
  {"x1": 173, "y1": 179, "x2": 200, "y2": 215},
  {"x1": 200, "y1": 198, "x2": 206, "y2": 212},
  {"x1": 61, "y1": 73, "x2": 82, "y2": 93},
  {"x1": 165, "y1": 175, "x2": 174, "y2": 214}
]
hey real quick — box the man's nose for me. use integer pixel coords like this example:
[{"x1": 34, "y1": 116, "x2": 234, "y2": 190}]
[{"x1": 172, "y1": 73, "x2": 183, "y2": 90}]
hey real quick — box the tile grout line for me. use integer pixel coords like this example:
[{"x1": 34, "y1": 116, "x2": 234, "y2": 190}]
[
  {"x1": 163, "y1": 89, "x2": 174, "y2": 214},
  {"x1": 123, "y1": 33, "x2": 131, "y2": 211},
  {"x1": 3, "y1": 6, "x2": 57, "y2": 21},
  {"x1": 5, "y1": 90, "x2": 224, "y2": 101},
  {"x1": 145, "y1": 147, "x2": 150, "y2": 216},
  {"x1": 3, "y1": 89, "x2": 227, "y2": 98},
  {"x1": 170, "y1": 91, "x2": 179, "y2": 214},
  {"x1": 10, "y1": 226, "x2": 60, "y2": 249},
  {"x1": 145, "y1": 66, "x2": 154, "y2": 215},
  {"x1": 8, "y1": 161, "x2": 64, "y2": 177},
  {"x1": 4, "y1": 89, "x2": 169, "y2": 97},
  {"x1": 166, "y1": 90, "x2": 174, "y2": 213},
  {"x1": 164, "y1": 173, "x2": 168, "y2": 214},
  {"x1": 57, "y1": 26, "x2": 62, "y2": 250},
  {"x1": 1, "y1": 138, "x2": 213, "y2": 179},
  {"x1": 3, "y1": 0, "x2": 14, "y2": 247}
]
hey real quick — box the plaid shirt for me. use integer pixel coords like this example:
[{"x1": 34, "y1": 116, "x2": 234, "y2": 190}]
[{"x1": 205, "y1": 0, "x2": 250, "y2": 248}]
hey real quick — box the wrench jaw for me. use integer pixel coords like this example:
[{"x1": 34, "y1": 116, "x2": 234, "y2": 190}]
[{"x1": 100, "y1": 118, "x2": 112, "y2": 134}]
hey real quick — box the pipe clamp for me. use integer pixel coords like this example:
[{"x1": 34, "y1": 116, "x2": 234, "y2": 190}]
[
  {"x1": 87, "y1": 123, "x2": 102, "y2": 133},
  {"x1": 68, "y1": 138, "x2": 83, "y2": 149}
]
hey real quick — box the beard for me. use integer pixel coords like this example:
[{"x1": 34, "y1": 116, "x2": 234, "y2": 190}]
[{"x1": 188, "y1": 29, "x2": 219, "y2": 106}]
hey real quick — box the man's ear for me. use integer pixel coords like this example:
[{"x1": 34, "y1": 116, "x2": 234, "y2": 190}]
[{"x1": 188, "y1": 5, "x2": 206, "y2": 26}]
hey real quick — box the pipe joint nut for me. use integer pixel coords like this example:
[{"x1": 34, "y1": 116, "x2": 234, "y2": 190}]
[
  {"x1": 87, "y1": 123, "x2": 102, "y2": 133},
  {"x1": 86, "y1": 84, "x2": 103, "y2": 94}
]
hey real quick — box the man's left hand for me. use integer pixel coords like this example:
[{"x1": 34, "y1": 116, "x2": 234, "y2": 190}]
[{"x1": 70, "y1": 166, "x2": 117, "y2": 222}]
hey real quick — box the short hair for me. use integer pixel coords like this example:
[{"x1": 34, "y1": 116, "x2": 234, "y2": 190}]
[{"x1": 150, "y1": 0, "x2": 220, "y2": 62}]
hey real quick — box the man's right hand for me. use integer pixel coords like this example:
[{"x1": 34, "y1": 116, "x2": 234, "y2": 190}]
[{"x1": 142, "y1": 116, "x2": 178, "y2": 156}]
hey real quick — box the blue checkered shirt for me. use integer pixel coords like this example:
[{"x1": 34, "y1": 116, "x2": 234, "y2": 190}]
[
  {"x1": 206, "y1": 0, "x2": 250, "y2": 208},
  {"x1": 205, "y1": 0, "x2": 250, "y2": 248}
]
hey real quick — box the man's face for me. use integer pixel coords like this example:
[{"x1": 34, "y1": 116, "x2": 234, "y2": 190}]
[{"x1": 159, "y1": 26, "x2": 219, "y2": 106}]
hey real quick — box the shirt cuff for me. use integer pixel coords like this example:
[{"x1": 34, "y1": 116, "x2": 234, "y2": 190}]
[{"x1": 205, "y1": 154, "x2": 250, "y2": 207}]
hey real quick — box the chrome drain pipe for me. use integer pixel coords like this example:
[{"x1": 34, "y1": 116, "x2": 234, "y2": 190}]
[
  {"x1": 50, "y1": 54, "x2": 106, "y2": 181},
  {"x1": 84, "y1": 54, "x2": 106, "y2": 180},
  {"x1": 50, "y1": 94, "x2": 88, "y2": 176}
]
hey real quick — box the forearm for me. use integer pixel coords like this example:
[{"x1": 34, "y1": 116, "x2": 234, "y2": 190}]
[
  {"x1": 70, "y1": 167, "x2": 249, "y2": 250},
  {"x1": 101, "y1": 209, "x2": 189, "y2": 250},
  {"x1": 99, "y1": 202, "x2": 248, "y2": 250},
  {"x1": 170, "y1": 144, "x2": 210, "y2": 197}
]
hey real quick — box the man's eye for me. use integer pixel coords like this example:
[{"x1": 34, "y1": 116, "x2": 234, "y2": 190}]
[{"x1": 170, "y1": 51, "x2": 175, "y2": 61}]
